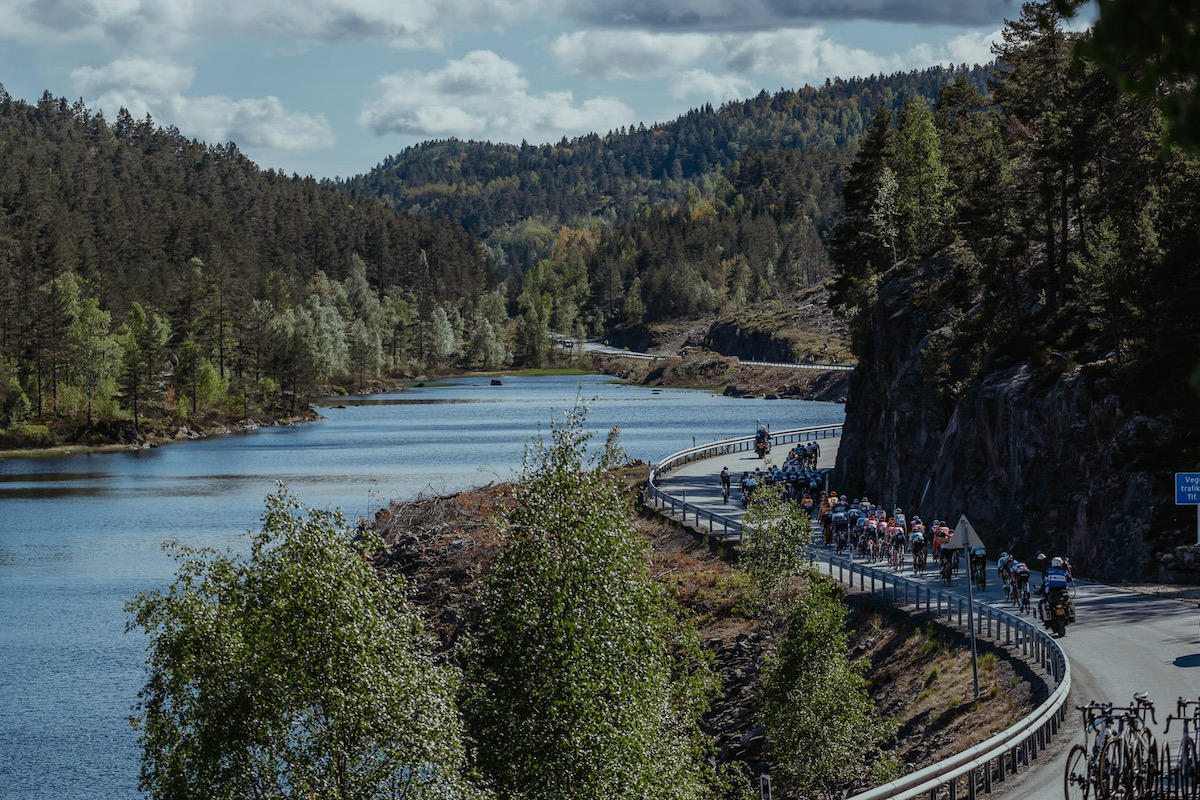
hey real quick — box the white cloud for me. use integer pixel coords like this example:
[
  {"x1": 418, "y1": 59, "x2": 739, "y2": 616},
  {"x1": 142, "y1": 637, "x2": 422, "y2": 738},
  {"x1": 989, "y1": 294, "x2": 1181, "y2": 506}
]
[
  {"x1": 169, "y1": 95, "x2": 335, "y2": 151},
  {"x1": 551, "y1": 30, "x2": 718, "y2": 79},
  {"x1": 71, "y1": 57, "x2": 195, "y2": 98},
  {"x1": 73, "y1": 57, "x2": 334, "y2": 152},
  {"x1": 940, "y1": 29, "x2": 1004, "y2": 67},
  {"x1": 553, "y1": 27, "x2": 900, "y2": 84},
  {"x1": 0, "y1": 0, "x2": 552, "y2": 50},
  {"x1": 359, "y1": 49, "x2": 635, "y2": 143},
  {"x1": 669, "y1": 69, "x2": 751, "y2": 102},
  {"x1": 552, "y1": 25, "x2": 1001, "y2": 106}
]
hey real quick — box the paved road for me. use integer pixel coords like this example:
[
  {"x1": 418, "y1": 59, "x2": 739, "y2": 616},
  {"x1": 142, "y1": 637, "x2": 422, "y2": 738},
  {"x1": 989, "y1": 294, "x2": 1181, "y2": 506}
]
[
  {"x1": 655, "y1": 436, "x2": 840, "y2": 521},
  {"x1": 656, "y1": 441, "x2": 1200, "y2": 800}
]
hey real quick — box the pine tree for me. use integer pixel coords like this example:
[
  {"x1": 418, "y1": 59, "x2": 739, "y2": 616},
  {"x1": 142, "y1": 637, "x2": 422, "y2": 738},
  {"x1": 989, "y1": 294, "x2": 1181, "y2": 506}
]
[{"x1": 892, "y1": 95, "x2": 950, "y2": 258}]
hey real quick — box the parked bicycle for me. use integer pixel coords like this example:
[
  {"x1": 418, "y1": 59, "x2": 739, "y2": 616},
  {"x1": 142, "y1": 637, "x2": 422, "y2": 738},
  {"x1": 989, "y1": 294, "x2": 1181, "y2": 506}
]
[
  {"x1": 1164, "y1": 696, "x2": 1200, "y2": 800},
  {"x1": 1065, "y1": 693, "x2": 1158, "y2": 800}
]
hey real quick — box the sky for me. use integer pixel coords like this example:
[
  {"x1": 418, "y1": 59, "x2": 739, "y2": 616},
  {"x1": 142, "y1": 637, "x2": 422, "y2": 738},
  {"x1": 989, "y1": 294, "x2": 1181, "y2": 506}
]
[{"x1": 0, "y1": 0, "x2": 1038, "y2": 181}]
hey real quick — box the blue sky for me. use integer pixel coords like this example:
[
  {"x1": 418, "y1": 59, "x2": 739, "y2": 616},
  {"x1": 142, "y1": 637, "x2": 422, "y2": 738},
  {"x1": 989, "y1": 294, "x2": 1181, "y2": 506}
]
[{"x1": 0, "y1": 0, "x2": 1034, "y2": 181}]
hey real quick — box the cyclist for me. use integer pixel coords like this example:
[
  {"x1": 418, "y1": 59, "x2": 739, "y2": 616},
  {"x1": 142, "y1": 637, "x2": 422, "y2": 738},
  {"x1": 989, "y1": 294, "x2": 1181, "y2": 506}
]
[
  {"x1": 890, "y1": 521, "x2": 907, "y2": 570},
  {"x1": 997, "y1": 551, "x2": 1012, "y2": 583},
  {"x1": 939, "y1": 547, "x2": 955, "y2": 584},
  {"x1": 719, "y1": 466, "x2": 731, "y2": 504},
  {"x1": 819, "y1": 493, "x2": 834, "y2": 545},
  {"x1": 741, "y1": 471, "x2": 758, "y2": 507},
  {"x1": 932, "y1": 521, "x2": 952, "y2": 558},
  {"x1": 909, "y1": 524, "x2": 927, "y2": 572},
  {"x1": 969, "y1": 546, "x2": 987, "y2": 588},
  {"x1": 1011, "y1": 559, "x2": 1032, "y2": 612}
]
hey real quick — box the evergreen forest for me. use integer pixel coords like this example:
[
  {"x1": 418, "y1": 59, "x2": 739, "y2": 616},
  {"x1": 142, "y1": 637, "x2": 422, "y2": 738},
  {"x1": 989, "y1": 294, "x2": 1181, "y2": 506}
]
[{"x1": 0, "y1": 90, "x2": 499, "y2": 443}]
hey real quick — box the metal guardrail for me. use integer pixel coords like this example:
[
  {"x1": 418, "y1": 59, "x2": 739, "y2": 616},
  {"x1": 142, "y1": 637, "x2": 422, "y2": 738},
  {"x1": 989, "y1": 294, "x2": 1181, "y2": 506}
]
[
  {"x1": 822, "y1": 555, "x2": 1071, "y2": 800},
  {"x1": 735, "y1": 358, "x2": 855, "y2": 372},
  {"x1": 645, "y1": 424, "x2": 842, "y2": 542},
  {"x1": 646, "y1": 435, "x2": 1073, "y2": 800}
]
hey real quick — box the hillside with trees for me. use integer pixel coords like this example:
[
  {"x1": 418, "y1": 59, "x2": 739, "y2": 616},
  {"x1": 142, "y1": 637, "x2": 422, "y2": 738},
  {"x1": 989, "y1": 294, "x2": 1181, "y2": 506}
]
[
  {"x1": 829, "y1": 1, "x2": 1200, "y2": 580},
  {"x1": 346, "y1": 66, "x2": 989, "y2": 348},
  {"x1": 0, "y1": 87, "x2": 500, "y2": 446}
]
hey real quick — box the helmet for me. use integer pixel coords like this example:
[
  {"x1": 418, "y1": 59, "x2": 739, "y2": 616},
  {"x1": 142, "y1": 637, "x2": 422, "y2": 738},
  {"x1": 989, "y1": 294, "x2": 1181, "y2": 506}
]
[{"x1": 1051, "y1": 557, "x2": 1064, "y2": 568}]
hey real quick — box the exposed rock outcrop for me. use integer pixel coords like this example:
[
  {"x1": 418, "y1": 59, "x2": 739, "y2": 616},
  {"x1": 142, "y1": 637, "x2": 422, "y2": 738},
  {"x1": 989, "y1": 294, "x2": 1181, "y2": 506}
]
[{"x1": 835, "y1": 250, "x2": 1187, "y2": 582}]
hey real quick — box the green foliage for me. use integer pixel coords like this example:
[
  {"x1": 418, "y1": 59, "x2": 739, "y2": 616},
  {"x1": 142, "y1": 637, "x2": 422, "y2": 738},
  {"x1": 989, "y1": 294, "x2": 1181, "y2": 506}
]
[
  {"x1": 762, "y1": 574, "x2": 898, "y2": 798},
  {"x1": 830, "y1": 104, "x2": 897, "y2": 318},
  {"x1": 126, "y1": 487, "x2": 482, "y2": 800},
  {"x1": 893, "y1": 95, "x2": 949, "y2": 258},
  {"x1": 598, "y1": 423, "x2": 628, "y2": 470},
  {"x1": 740, "y1": 483, "x2": 814, "y2": 610},
  {"x1": 1057, "y1": 0, "x2": 1200, "y2": 152},
  {"x1": 465, "y1": 316, "x2": 506, "y2": 368},
  {"x1": 463, "y1": 406, "x2": 723, "y2": 800},
  {"x1": 0, "y1": 370, "x2": 31, "y2": 427},
  {"x1": 428, "y1": 306, "x2": 457, "y2": 363}
]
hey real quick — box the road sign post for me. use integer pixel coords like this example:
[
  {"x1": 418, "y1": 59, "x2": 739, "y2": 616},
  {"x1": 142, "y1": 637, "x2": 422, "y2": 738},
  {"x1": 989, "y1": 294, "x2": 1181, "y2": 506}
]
[{"x1": 1176, "y1": 473, "x2": 1200, "y2": 545}]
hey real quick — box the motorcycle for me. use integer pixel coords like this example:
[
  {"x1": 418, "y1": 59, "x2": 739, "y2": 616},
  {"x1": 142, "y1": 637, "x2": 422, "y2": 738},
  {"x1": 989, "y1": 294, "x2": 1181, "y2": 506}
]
[
  {"x1": 1038, "y1": 584, "x2": 1074, "y2": 637},
  {"x1": 754, "y1": 438, "x2": 770, "y2": 458}
]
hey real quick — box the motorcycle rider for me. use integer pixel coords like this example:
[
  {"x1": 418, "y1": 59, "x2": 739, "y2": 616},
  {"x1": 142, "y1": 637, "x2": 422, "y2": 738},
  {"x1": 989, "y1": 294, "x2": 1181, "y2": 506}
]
[{"x1": 1039, "y1": 556, "x2": 1074, "y2": 625}]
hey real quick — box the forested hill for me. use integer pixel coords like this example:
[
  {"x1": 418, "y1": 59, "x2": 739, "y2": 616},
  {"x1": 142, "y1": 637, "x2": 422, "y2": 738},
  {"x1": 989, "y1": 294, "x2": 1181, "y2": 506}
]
[
  {"x1": 343, "y1": 65, "x2": 988, "y2": 272},
  {"x1": 0, "y1": 89, "x2": 492, "y2": 316},
  {"x1": 0, "y1": 87, "x2": 498, "y2": 441}
]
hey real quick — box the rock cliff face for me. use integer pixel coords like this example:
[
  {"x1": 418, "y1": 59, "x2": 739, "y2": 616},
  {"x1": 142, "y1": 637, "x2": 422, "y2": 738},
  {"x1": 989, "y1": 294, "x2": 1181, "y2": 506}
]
[
  {"x1": 835, "y1": 251, "x2": 1186, "y2": 583},
  {"x1": 704, "y1": 322, "x2": 802, "y2": 363}
]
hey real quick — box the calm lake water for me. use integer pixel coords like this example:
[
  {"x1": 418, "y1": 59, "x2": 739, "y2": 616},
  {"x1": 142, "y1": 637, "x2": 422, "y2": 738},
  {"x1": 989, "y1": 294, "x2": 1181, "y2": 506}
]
[{"x1": 0, "y1": 374, "x2": 844, "y2": 799}]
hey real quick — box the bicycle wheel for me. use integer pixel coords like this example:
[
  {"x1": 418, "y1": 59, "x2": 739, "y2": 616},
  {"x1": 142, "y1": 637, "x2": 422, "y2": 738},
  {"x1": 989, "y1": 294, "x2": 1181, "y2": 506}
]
[
  {"x1": 1099, "y1": 737, "x2": 1126, "y2": 799},
  {"x1": 1065, "y1": 744, "x2": 1093, "y2": 800},
  {"x1": 1183, "y1": 738, "x2": 1199, "y2": 800},
  {"x1": 1126, "y1": 729, "x2": 1156, "y2": 797}
]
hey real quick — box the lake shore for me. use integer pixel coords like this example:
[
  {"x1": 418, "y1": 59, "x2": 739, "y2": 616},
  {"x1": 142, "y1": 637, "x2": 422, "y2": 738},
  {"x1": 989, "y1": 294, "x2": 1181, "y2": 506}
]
[{"x1": 0, "y1": 354, "x2": 845, "y2": 459}]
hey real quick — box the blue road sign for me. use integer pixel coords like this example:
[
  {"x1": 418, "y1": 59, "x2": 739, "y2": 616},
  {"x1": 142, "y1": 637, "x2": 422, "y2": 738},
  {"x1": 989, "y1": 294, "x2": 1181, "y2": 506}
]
[{"x1": 1176, "y1": 472, "x2": 1200, "y2": 505}]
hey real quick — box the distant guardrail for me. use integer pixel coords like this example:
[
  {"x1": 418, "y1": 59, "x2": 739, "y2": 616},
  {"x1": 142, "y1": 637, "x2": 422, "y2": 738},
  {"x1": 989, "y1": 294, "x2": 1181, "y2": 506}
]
[
  {"x1": 645, "y1": 424, "x2": 841, "y2": 541},
  {"x1": 735, "y1": 358, "x2": 854, "y2": 372}
]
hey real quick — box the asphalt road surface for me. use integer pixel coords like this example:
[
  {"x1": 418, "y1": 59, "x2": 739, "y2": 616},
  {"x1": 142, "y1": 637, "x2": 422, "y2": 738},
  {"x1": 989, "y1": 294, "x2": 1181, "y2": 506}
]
[{"x1": 656, "y1": 440, "x2": 1200, "y2": 800}]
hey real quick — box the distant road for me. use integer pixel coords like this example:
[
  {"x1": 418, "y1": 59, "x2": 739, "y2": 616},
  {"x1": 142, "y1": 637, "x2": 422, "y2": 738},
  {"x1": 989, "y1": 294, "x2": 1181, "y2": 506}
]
[{"x1": 658, "y1": 442, "x2": 1200, "y2": 800}]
